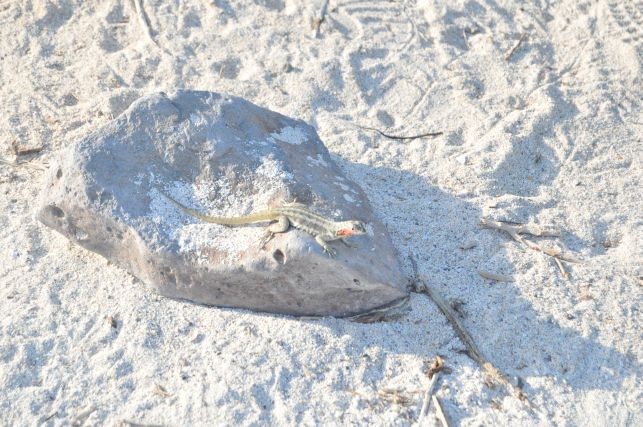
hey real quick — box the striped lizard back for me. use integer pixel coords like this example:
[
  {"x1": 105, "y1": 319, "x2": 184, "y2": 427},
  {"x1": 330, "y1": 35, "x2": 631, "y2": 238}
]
[{"x1": 275, "y1": 203, "x2": 336, "y2": 236}]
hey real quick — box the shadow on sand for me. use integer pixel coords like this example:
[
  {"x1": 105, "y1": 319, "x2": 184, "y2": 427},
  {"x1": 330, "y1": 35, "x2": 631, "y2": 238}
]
[{"x1": 290, "y1": 161, "x2": 638, "y2": 420}]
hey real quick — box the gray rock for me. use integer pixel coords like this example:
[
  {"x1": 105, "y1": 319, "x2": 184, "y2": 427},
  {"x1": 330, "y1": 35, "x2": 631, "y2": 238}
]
[{"x1": 38, "y1": 90, "x2": 408, "y2": 317}]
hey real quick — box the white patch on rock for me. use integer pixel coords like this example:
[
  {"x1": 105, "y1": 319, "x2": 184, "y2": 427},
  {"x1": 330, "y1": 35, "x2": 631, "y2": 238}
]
[
  {"x1": 256, "y1": 156, "x2": 293, "y2": 181},
  {"x1": 271, "y1": 126, "x2": 307, "y2": 145}
]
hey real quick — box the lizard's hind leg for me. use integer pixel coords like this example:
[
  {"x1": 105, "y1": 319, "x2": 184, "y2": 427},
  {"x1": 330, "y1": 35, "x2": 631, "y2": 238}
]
[{"x1": 259, "y1": 215, "x2": 290, "y2": 249}]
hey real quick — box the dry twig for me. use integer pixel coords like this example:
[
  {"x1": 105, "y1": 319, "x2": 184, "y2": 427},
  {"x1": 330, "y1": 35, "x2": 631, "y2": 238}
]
[
  {"x1": 152, "y1": 383, "x2": 172, "y2": 398},
  {"x1": 377, "y1": 388, "x2": 414, "y2": 406},
  {"x1": 478, "y1": 270, "x2": 514, "y2": 282},
  {"x1": 11, "y1": 141, "x2": 43, "y2": 156},
  {"x1": 119, "y1": 421, "x2": 164, "y2": 427},
  {"x1": 312, "y1": 0, "x2": 330, "y2": 38},
  {"x1": 505, "y1": 33, "x2": 527, "y2": 61},
  {"x1": 0, "y1": 156, "x2": 46, "y2": 171},
  {"x1": 356, "y1": 124, "x2": 443, "y2": 141},
  {"x1": 42, "y1": 411, "x2": 58, "y2": 422},
  {"x1": 133, "y1": 0, "x2": 159, "y2": 47},
  {"x1": 409, "y1": 255, "x2": 530, "y2": 405},
  {"x1": 432, "y1": 395, "x2": 450, "y2": 427},
  {"x1": 479, "y1": 218, "x2": 581, "y2": 274},
  {"x1": 418, "y1": 356, "x2": 445, "y2": 422},
  {"x1": 553, "y1": 257, "x2": 568, "y2": 279},
  {"x1": 349, "y1": 388, "x2": 416, "y2": 408},
  {"x1": 71, "y1": 405, "x2": 96, "y2": 426}
]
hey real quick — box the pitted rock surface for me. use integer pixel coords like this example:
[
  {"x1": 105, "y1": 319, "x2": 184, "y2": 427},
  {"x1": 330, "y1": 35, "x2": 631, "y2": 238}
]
[{"x1": 38, "y1": 91, "x2": 408, "y2": 316}]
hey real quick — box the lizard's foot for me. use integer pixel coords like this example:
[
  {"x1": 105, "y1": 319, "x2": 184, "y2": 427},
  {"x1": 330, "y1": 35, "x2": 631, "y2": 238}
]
[
  {"x1": 258, "y1": 231, "x2": 275, "y2": 249},
  {"x1": 324, "y1": 246, "x2": 337, "y2": 257},
  {"x1": 315, "y1": 235, "x2": 336, "y2": 257}
]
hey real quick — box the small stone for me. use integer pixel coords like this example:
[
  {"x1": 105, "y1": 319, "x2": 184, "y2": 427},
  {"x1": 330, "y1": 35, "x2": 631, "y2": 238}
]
[
  {"x1": 459, "y1": 239, "x2": 477, "y2": 250},
  {"x1": 38, "y1": 91, "x2": 407, "y2": 317}
]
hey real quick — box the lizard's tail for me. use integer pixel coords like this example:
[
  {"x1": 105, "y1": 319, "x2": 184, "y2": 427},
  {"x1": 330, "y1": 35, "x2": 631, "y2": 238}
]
[{"x1": 157, "y1": 188, "x2": 276, "y2": 225}]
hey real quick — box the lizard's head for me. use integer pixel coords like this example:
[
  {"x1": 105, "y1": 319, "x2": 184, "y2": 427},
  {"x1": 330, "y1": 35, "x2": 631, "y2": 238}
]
[{"x1": 336, "y1": 220, "x2": 367, "y2": 237}]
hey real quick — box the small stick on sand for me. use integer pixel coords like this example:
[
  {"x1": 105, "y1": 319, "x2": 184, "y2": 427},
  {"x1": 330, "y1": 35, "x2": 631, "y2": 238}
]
[
  {"x1": 505, "y1": 33, "x2": 527, "y2": 61},
  {"x1": 0, "y1": 157, "x2": 46, "y2": 171},
  {"x1": 409, "y1": 255, "x2": 530, "y2": 405},
  {"x1": 553, "y1": 257, "x2": 568, "y2": 279},
  {"x1": 462, "y1": 29, "x2": 471, "y2": 50},
  {"x1": 479, "y1": 218, "x2": 581, "y2": 274},
  {"x1": 356, "y1": 124, "x2": 443, "y2": 141},
  {"x1": 418, "y1": 356, "x2": 444, "y2": 422},
  {"x1": 133, "y1": 0, "x2": 159, "y2": 47},
  {"x1": 312, "y1": 0, "x2": 330, "y2": 38},
  {"x1": 348, "y1": 388, "x2": 416, "y2": 408},
  {"x1": 11, "y1": 141, "x2": 43, "y2": 156},
  {"x1": 377, "y1": 388, "x2": 414, "y2": 406},
  {"x1": 432, "y1": 395, "x2": 450, "y2": 427},
  {"x1": 478, "y1": 270, "x2": 514, "y2": 282},
  {"x1": 119, "y1": 421, "x2": 164, "y2": 427},
  {"x1": 71, "y1": 405, "x2": 96, "y2": 426},
  {"x1": 152, "y1": 383, "x2": 172, "y2": 398},
  {"x1": 43, "y1": 411, "x2": 58, "y2": 422}
]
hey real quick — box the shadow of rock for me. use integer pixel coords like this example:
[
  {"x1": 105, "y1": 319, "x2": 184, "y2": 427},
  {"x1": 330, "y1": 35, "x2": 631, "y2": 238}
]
[
  {"x1": 490, "y1": 84, "x2": 579, "y2": 197},
  {"x1": 283, "y1": 161, "x2": 638, "y2": 415}
]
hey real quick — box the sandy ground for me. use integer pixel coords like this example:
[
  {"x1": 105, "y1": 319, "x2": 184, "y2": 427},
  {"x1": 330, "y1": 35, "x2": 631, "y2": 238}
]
[{"x1": 1, "y1": 0, "x2": 641, "y2": 425}]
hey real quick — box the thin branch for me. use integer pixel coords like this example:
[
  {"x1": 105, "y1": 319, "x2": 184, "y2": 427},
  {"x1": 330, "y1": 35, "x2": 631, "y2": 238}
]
[
  {"x1": 349, "y1": 388, "x2": 417, "y2": 408},
  {"x1": 356, "y1": 124, "x2": 443, "y2": 141},
  {"x1": 432, "y1": 395, "x2": 450, "y2": 427},
  {"x1": 480, "y1": 218, "x2": 582, "y2": 265},
  {"x1": 119, "y1": 421, "x2": 165, "y2": 427},
  {"x1": 554, "y1": 257, "x2": 568, "y2": 279},
  {"x1": 409, "y1": 255, "x2": 530, "y2": 405},
  {"x1": 312, "y1": 0, "x2": 330, "y2": 38},
  {"x1": 418, "y1": 356, "x2": 444, "y2": 422},
  {"x1": 418, "y1": 371, "x2": 440, "y2": 420},
  {"x1": 505, "y1": 33, "x2": 527, "y2": 61},
  {"x1": 0, "y1": 156, "x2": 46, "y2": 171},
  {"x1": 478, "y1": 271, "x2": 514, "y2": 282},
  {"x1": 511, "y1": 222, "x2": 561, "y2": 237},
  {"x1": 152, "y1": 383, "x2": 172, "y2": 398},
  {"x1": 71, "y1": 405, "x2": 96, "y2": 426},
  {"x1": 11, "y1": 140, "x2": 43, "y2": 156},
  {"x1": 133, "y1": 0, "x2": 159, "y2": 47},
  {"x1": 462, "y1": 29, "x2": 470, "y2": 50}
]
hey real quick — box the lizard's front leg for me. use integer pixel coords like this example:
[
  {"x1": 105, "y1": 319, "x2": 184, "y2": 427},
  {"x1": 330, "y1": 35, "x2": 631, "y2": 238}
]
[
  {"x1": 341, "y1": 238, "x2": 358, "y2": 249},
  {"x1": 260, "y1": 215, "x2": 290, "y2": 248},
  {"x1": 315, "y1": 235, "x2": 336, "y2": 257}
]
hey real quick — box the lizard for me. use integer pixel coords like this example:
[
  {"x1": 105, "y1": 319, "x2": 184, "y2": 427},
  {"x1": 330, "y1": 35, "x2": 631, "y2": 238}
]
[{"x1": 157, "y1": 189, "x2": 367, "y2": 257}]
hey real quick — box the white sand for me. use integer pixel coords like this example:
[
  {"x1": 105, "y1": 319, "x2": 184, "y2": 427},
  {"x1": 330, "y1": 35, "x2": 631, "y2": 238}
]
[{"x1": 1, "y1": 0, "x2": 641, "y2": 425}]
